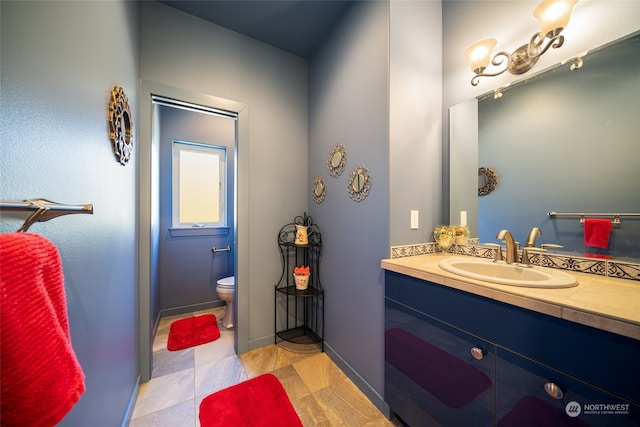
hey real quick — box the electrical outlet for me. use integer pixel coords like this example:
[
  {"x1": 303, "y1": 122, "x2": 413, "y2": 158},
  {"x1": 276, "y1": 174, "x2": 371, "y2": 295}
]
[{"x1": 410, "y1": 210, "x2": 419, "y2": 229}]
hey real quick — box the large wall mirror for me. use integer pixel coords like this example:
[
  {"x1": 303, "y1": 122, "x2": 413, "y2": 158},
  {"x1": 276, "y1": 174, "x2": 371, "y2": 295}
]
[{"x1": 449, "y1": 31, "x2": 640, "y2": 260}]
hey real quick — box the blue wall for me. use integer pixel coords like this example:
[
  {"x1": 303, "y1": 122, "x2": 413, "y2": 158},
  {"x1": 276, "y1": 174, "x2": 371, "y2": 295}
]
[
  {"x1": 309, "y1": 1, "x2": 390, "y2": 408},
  {"x1": 0, "y1": 1, "x2": 140, "y2": 425},
  {"x1": 141, "y1": 1, "x2": 310, "y2": 354}
]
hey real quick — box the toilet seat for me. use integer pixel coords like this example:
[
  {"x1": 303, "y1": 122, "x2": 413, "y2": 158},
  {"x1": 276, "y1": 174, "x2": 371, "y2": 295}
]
[{"x1": 217, "y1": 276, "x2": 234, "y2": 288}]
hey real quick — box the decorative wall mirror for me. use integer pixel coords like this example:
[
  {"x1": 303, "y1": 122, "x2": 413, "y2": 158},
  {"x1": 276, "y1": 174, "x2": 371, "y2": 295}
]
[
  {"x1": 347, "y1": 165, "x2": 372, "y2": 202},
  {"x1": 327, "y1": 143, "x2": 347, "y2": 177},
  {"x1": 312, "y1": 176, "x2": 326, "y2": 204},
  {"x1": 478, "y1": 167, "x2": 497, "y2": 196},
  {"x1": 109, "y1": 86, "x2": 133, "y2": 165}
]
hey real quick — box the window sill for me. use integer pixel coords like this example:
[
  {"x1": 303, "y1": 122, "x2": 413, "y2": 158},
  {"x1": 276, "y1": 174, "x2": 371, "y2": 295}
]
[{"x1": 169, "y1": 226, "x2": 230, "y2": 237}]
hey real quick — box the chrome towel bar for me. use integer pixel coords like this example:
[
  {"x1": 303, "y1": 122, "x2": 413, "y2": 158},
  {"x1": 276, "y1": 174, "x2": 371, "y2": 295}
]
[
  {"x1": 548, "y1": 211, "x2": 640, "y2": 225},
  {"x1": 0, "y1": 199, "x2": 94, "y2": 232}
]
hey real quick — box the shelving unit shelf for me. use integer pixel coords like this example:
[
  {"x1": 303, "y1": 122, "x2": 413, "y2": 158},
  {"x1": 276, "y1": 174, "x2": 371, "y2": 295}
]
[{"x1": 274, "y1": 213, "x2": 324, "y2": 351}]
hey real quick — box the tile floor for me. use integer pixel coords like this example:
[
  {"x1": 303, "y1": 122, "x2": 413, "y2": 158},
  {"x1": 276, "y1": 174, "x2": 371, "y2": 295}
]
[{"x1": 129, "y1": 307, "x2": 402, "y2": 426}]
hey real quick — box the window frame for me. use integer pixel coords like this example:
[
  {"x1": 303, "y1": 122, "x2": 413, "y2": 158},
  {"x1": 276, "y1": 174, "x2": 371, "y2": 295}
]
[{"x1": 170, "y1": 139, "x2": 228, "y2": 235}]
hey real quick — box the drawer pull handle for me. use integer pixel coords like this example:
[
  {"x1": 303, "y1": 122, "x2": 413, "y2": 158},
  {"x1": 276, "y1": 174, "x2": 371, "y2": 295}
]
[
  {"x1": 470, "y1": 347, "x2": 486, "y2": 360},
  {"x1": 544, "y1": 381, "x2": 564, "y2": 400}
]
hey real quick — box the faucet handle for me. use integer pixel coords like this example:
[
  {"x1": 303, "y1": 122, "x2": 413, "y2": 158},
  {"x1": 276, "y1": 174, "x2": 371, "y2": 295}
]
[
  {"x1": 541, "y1": 243, "x2": 563, "y2": 250},
  {"x1": 485, "y1": 243, "x2": 504, "y2": 262},
  {"x1": 520, "y1": 247, "x2": 546, "y2": 267}
]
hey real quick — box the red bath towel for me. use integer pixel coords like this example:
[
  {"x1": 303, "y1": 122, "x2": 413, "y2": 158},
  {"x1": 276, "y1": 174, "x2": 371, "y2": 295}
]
[
  {"x1": 1, "y1": 233, "x2": 85, "y2": 426},
  {"x1": 583, "y1": 218, "x2": 612, "y2": 249}
]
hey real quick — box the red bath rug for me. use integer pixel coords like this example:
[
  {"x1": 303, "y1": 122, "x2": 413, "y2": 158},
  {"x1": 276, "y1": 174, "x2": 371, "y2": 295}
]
[
  {"x1": 199, "y1": 374, "x2": 303, "y2": 427},
  {"x1": 167, "y1": 314, "x2": 220, "y2": 351}
]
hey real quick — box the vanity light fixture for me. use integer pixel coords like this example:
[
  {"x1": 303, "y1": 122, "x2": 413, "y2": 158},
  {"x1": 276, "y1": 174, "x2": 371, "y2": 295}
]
[{"x1": 465, "y1": 0, "x2": 578, "y2": 86}]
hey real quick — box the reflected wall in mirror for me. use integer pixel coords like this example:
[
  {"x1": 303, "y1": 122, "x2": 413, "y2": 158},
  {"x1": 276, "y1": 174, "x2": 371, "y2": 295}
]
[{"x1": 449, "y1": 31, "x2": 640, "y2": 260}]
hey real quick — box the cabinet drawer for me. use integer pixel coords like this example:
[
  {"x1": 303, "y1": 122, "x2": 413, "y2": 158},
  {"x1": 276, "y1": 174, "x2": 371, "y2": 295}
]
[
  {"x1": 496, "y1": 347, "x2": 640, "y2": 427},
  {"x1": 385, "y1": 298, "x2": 494, "y2": 426},
  {"x1": 385, "y1": 271, "x2": 640, "y2": 404}
]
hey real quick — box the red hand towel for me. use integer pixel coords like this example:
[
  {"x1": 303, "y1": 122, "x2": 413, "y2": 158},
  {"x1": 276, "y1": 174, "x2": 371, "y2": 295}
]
[
  {"x1": 583, "y1": 218, "x2": 612, "y2": 249},
  {"x1": 1, "y1": 233, "x2": 85, "y2": 426}
]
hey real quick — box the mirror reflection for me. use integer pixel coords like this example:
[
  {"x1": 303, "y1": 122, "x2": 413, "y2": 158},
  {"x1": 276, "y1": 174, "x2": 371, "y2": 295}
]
[
  {"x1": 347, "y1": 165, "x2": 371, "y2": 202},
  {"x1": 312, "y1": 176, "x2": 326, "y2": 204},
  {"x1": 478, "y1": 167, "x2": 497, "y2": 196},
  {"x1": 327, "y1": 143, "x2": 347, "y2": 177},
  {"x1": 331, "y1": 152, "x2": 342, "y2": 168},
  {"x1": 450, "y1": 31, "x2": 640, "y2": 260}
]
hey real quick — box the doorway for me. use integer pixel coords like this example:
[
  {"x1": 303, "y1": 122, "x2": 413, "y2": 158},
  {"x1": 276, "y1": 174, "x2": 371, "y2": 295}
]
[
  {"x1": 138, "y1": 82, "x2": 250, "y2": 382},
  {"x1": 155, "y1": 98, "x2": 236, "y2": 315}
]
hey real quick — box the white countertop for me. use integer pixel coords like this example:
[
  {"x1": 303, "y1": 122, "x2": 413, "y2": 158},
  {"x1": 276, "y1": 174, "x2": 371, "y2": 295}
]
[{"x1": 381, "y1": 253, "x2": 640, "y2": 341}]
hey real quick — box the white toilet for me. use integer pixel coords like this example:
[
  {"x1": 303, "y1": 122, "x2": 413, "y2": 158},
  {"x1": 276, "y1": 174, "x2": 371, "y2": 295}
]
[{"x1": 216, "y1": 276, "x2": 235, "y2": 329}]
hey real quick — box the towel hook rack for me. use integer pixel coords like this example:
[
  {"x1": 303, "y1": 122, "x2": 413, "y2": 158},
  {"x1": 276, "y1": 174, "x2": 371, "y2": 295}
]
[
  {"x1": 0, "y1": 199, "x2": 94, "y2": 232},
  {"x1": 548, "y1": 211, "x2": 640, "y2": 225}
]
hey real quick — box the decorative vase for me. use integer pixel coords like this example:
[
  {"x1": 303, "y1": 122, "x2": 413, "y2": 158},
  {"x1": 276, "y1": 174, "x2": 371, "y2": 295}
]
[
  {"x1": 438, "y1": 234, "x2": 454, "y2": 249},
  {"x1": 455, "y1": 225, "x2": 470, "y2": 245},
  {"x1": 295, "y1": 225, "x2": 309, "y2": 245},
  {"x1": 294, "y1": 274, "x2": 310, "y2": 290},
  {"x1": 434, "y1": 225, "x2": 454, "y2": 250}
]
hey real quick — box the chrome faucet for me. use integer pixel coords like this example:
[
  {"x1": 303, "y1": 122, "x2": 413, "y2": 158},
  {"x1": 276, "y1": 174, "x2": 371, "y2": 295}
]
[
  {"x1": 496, "y1": 229, "x2": 518, "y2": 264},
  {"x1": 525, "y1": 227, "x2": 542, "y2": 247}
]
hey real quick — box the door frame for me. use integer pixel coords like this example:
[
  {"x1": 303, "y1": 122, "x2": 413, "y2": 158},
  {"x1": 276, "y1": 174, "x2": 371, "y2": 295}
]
[{"x1": 138, "y1": 81, "x2": 249, "y2": 381}]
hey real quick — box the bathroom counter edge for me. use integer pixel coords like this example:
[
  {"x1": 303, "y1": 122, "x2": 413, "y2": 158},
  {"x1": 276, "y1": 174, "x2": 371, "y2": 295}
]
[{"x1": 381, "y1": 253, "x2": 640, "y2": 341}]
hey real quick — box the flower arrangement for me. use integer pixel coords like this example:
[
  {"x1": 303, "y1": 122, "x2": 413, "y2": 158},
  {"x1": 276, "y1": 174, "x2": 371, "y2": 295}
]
[
  {"x1": 293, "y1": 266, "x2": 310, "y2": 290},
  {"x1": 294, "y1": 265, "x2": 310, "y2": 276},
  {"x1": 434, "y1": 225, "x2": 470, "y2": 248},
  {"x1": 434, "y1": 225, "x2": 455, "y2": 249},
  {"x1": 454, "y1": 225, "x2": 470, "y2": 244}
]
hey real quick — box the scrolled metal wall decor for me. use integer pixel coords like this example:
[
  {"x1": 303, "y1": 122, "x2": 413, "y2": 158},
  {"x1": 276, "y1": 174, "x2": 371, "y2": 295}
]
[
  {"x1": 327, "y1": 143, "x2": 347, "y2": 177},
  {"x1": 312, "y1": 176, "x2": 327, "y2": 204},
  {"x1": 109, "y1": 86, "x2": 133, "y2": 165},
  {"x1": 478, "y1": 167, "x2": 498, "y2": 196},
  {"x1": 347, "y1": 165, "x2": 372, "y2": 202}
]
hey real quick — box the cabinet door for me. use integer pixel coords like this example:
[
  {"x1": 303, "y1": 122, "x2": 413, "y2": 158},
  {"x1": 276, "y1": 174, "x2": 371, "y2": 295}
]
[
  {"x1": 385, "y1": 299, "x2": 495, "y2": 427},
  {"x1": 496, "y1": 347, "x2": 640, "y2": 427}
]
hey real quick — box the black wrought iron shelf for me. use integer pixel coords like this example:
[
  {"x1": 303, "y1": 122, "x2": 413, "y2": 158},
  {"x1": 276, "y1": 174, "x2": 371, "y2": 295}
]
[
  {"x1": 276, "y1": 285, "x2": 323, "y2": 297},
  {"x1": 274, "y1": 213, "x2": 324, "y2": 351},
  {"x1": 275, "y1": 326, "x2": 322, "y2": 346}
]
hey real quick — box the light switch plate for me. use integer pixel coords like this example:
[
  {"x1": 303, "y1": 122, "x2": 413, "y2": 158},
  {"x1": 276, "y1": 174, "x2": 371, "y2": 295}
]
[{"x1": 410, "y1": 210, "x2": 419, "y2": 229}]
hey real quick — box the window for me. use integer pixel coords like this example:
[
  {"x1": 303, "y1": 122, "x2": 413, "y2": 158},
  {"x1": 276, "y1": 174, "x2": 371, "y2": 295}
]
[{"x1": 172, "y1": 140, "x2": 226, "y2": 229}]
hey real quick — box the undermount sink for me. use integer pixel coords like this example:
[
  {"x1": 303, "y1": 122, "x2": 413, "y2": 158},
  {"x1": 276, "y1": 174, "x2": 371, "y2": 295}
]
[{"x1": 438, "y1": 257, "x2": 578, "y2": 288}]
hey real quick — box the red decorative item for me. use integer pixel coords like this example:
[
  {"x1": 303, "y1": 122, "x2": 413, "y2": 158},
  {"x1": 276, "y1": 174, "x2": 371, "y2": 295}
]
[
  {"x1": 294, "y1": 265, "x2": 310, "y2": 276},
  {"x1": 0, "y1": 233, "x2": 86, "y2": 426},
  {"x1": 584, "y1": 218, "x2": 612, "y2": 249},
  {"x1": 199, "y1": 374, "x2": 303, "y2": 427},
  {"x1": 167, "y1": 314, "x2": 220, "y2": 351}
]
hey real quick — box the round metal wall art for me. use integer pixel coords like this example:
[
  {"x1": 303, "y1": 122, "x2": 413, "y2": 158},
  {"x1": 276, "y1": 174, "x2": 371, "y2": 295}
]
[
  {"x1": 327, "y1": 143, "x2": 347, "y2": 177},
  {"x1": 478, "y1": 166, "x2": 498, "y2": 196},
  {"x1": 347, "y1": 165, "x2": 372, "y2": 202},
  {"x1": 312, "y1": 176, "x2": 326, "y2": 204},
  {"x1": 109, "y1": 86, "x2": 133, "y2": 165}
]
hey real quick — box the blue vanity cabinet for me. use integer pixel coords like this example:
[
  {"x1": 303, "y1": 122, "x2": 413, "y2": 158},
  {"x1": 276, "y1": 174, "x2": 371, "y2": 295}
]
[
  {"x1": 496, "y1": 347, "x2": 640, "y2": 427},
  {"x1": 385, "y1": 297, "x2": 495, "y2": 426},
  {"x1": 384, "y1": 270, "x2": 640, "y2": 426}
]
